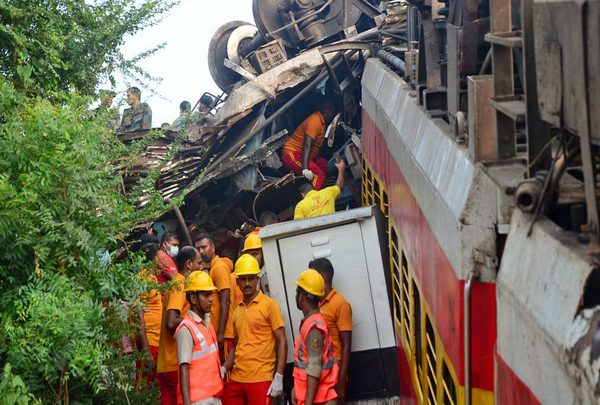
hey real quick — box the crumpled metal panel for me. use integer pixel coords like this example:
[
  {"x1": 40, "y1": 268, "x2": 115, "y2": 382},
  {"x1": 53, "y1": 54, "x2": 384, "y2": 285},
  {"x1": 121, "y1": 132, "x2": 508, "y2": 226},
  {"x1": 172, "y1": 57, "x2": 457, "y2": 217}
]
[
  {"x1": 213, "y1": 48, "x2": 331, "y2": 124},
  {"x1": 497, "y1": 209, "x2": 600, "y2": 404}
]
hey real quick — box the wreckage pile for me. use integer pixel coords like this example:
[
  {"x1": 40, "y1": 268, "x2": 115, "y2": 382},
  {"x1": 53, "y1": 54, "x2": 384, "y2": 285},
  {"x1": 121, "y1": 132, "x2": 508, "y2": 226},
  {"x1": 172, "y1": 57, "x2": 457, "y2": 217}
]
[{"x1": 118, "y1": 0, "x2": 387, "y2": 246}]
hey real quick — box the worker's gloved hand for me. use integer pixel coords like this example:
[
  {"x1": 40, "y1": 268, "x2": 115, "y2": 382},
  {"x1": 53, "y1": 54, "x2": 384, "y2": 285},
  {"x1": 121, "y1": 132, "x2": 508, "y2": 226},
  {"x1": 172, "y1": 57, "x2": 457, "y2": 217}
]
[
  {"x1": 302, "y1": 169, "x2": 314, "y2": 181},
  {"x1": 221, "y1": 366, "x2": 227, "y2": 380},
  {"x1": 267, "y1": 373, "x2": 284, "y2": 397}
]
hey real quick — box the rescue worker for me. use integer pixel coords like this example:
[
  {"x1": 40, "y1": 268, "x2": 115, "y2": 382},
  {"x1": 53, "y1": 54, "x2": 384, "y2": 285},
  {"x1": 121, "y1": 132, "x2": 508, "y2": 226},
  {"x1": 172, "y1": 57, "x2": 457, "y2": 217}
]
[
  {"x1": 157, "y1": 246, "x2": 203, "y2": 405},
  {"x1": 136, "y1": 242, "x2": 163, "y2": 387},
  {"x1": 157, "y1": 231, "x2": 180, "y2": 284},
  {"x1": 281, "y1": 100, "x2": 336, "y2": 190},
  {"x1": 294, "y1": 159, "x2": 346, "y2": 220},
  {"x1": 241, "y1": 233, "x2": 269, "y2": 295},
  {"x1": 194, "y1": 234, "x2": 232, "y2": 350},
  {"x1": 171, "y1": 100, "x2": 192, "y2": 132},
  {"x1": 292, "y1": 269, "x2": 339, "y2": 405},
  {"x1": 222, "y1": 254, "x2": 287, "y2": 405},
  {"x1": 175, "y1": 271, "x2": 224, "y2": 405},
  {"x1": 119, "y1": 86, "x2": 152, "y2": 133},
  {"x1": 308, "y1": 259, "x2": 352, "y2": 404},
  {"x1": 241, "y1": 233, "x2": 263, "y2": 267}
]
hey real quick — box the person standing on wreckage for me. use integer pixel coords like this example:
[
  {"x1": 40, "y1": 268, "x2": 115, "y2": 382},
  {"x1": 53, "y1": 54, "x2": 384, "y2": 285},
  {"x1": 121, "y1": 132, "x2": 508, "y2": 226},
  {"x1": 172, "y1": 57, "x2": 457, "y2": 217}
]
[{"x1": 281, "y1": 100, "x2": 337, "y2": 190}]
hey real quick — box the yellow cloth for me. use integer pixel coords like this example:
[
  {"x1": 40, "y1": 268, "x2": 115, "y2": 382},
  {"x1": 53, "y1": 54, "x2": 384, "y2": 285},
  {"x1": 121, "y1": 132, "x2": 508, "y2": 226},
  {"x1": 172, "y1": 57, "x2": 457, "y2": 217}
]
[
  {"x1": 230, "y1": 292, "x2": 285, "y2": 382},
  {"x1": 319, "y1": 288, "x2": 352, "y2": 362},
  {"x1": 294, "y1": 185, "x2": 341, "y2": 219},
  {"x1": 137, "y1": 269, "x2": 163, "y2": 347},
  {"x1": 157, "y1": 272, "x2": 190, "y2": 373},
  {"x1": 209, "y1": 256, "x2": 233, "y2": 332},
  {"x1": 283, "y1": 112, "x2": 326, "y2": 161}
]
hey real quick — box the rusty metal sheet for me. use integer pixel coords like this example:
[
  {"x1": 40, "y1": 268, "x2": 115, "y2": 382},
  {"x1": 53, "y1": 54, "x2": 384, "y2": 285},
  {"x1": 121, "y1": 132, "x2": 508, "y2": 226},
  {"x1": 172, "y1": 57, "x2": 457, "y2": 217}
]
[{"x1": 468, "y1": 75, "x2": 496, "y2": 161}]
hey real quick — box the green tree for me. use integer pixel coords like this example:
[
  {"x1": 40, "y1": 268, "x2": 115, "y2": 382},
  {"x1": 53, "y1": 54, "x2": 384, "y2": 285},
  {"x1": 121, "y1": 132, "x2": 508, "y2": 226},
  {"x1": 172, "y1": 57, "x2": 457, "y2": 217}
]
[
  {"x1": 0, "y1": 0, "x2": 182, "y2": 402},
  {"x1": 0, "y1": 74, "x2": 178, "y2": 403},
  {"x1": 0, "y1": 0, "x2": 175, "y2": 96}
]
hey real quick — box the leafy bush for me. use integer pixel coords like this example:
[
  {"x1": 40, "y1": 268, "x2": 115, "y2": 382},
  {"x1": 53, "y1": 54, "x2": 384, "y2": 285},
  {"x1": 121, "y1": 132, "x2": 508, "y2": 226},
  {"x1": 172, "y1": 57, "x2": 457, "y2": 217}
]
[
  {"x1": 0, "y1": 63, "x2": 174, "y2": 404},
  {"x1": 0, "y1": 0, "x2": 175, "y2": 96},
  {"x1": 0, "y1": 364, "x2": 40, "y2": 405},
  {"x1": 0, "y1": 1, "x2": 181, "y2": 401}
]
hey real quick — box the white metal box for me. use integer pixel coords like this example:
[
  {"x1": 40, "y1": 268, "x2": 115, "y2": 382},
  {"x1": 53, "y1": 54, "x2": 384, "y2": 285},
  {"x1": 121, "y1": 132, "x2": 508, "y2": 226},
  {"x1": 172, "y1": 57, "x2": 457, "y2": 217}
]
[{"x1": 259, "y1": 206, "x2": 399, "y2": 399}]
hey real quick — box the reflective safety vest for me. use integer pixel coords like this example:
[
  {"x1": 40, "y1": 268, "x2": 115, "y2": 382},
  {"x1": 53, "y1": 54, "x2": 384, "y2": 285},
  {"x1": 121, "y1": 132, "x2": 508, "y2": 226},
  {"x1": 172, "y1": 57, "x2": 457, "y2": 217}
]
[
  {"x1": 293, "y1": 312, "x2": 339, "y2": 405},
  {"x1": 176, "y1": 314, "x2": 224, "y2": 404}
]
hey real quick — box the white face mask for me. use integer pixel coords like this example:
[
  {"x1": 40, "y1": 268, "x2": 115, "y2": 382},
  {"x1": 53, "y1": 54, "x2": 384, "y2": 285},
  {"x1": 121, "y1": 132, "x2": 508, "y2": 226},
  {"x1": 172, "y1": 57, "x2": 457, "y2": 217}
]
[{"x1": 166, "y1": 243, "x2": 179, "y2": 258}]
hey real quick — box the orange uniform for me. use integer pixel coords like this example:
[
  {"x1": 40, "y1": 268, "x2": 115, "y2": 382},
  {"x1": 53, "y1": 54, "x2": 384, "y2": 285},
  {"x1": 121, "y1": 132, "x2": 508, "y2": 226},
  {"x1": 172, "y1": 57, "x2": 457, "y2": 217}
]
[
  {"x1": 293, "y1": 312, "x2": 339, "y2": 405},
  {"x1": 283, "y1": 112, "x2": 326, "y2": 161},
  {"x1": 157, "y1": 272, "x2": 190, "y2": 374},
  {"x1": 175, "y1": 313, "x2": 224, "y2": 403},
  {"x1": 210, "y1": 255, "x2": 233, "y2": 332},
  {"x1": 319, "y1": 288, "x2": 352, "y2": 362},
  {"x1": 137, "y1": 269, "x2": 163, "y2": 347},
  {"x1": 230, "y1": 291, "x2": 285, "y2": 383}
]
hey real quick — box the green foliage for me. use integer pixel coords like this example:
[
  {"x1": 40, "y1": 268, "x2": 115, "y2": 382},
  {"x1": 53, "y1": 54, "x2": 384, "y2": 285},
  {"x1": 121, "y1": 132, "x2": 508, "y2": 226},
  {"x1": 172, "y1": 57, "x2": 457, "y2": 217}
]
[
  {"x1": 0, "y1": 0, "x2": 176, "y2": 96},
  {"x1": 0, "y1": 364, "x2": 40, "y2": 405},
  {"x1": 0, "y1": 71, "x2": 175, "y2": 402},
  {"x1": 0, "y1": 1, "x2": 183, "y2": 401}
]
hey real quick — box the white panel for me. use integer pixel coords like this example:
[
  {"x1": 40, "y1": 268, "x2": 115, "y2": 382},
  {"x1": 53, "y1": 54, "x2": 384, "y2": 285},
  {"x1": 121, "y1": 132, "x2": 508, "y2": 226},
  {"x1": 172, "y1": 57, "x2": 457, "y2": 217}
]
[
  {"x1": 261, "y1": 208, "x2": 396, "y2": 363},
  {"x1": 359, "y1": 218, "x2": 396, "y2": 349},
  {"x1": 278, "y1": 222, "x2": 380, "y2": 352}
]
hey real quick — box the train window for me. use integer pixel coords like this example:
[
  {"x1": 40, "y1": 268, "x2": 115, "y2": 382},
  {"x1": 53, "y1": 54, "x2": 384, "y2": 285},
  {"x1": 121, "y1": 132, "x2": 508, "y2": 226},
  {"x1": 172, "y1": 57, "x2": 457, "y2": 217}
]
[
  {"x1": 382, "y1": 189, "x2": 390, "y2": 248},
  {"x1": 401, "y1": 250, "x2": 410, "y2": 345},
  {"x1": 366, "y1": 170, "x2": 373, "y2": 205},
  {"x1": 390, "y1": 227, "x2": 401, "y2": 328},
  {"x1": 442, "y1": 361, "x2": 457, "y2": 405},
  {"x1": 374, "y1": 180, "x2": 381, "y2": 209},
  {"x1": 413, "y1": 280, "x2": 422, "y2": 376},
  {"x1": 382, "y1": 189, "x2": 389, "y2": 217},
  {"x1": 425, "y1": 316, "x2": 437, "y2": 404},
  {"x1": 361, "y1": 160, "x2": 373, "y2": 206}
]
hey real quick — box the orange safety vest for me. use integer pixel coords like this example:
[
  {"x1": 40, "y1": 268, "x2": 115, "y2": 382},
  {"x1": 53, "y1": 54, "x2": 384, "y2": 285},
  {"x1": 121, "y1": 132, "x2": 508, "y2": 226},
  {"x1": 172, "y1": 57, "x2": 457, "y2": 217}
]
[
  {"x1": 176, "y1": 314, "x2": 224, "y2": 404},
  {"x1": 293, "y1": 312, "x2": 339, "y2": 405}
]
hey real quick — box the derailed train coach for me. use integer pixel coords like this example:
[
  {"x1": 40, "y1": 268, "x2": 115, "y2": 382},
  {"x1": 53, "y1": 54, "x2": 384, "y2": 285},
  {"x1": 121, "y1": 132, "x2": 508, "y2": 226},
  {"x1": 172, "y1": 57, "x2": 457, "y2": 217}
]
[
  {"x1": 359, "y1": 0, "x2": 600, "y2": 404},
  {"x1": 122, "y1": 0, "x2": 600, "y2": 403}
]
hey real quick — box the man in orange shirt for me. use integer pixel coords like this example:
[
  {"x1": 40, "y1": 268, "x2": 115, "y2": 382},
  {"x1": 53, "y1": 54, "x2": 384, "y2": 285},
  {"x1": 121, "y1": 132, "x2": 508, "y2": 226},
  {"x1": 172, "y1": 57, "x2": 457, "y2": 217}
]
[
  {"x1": 176, "y1": 271, "x2": 224, "y2": 405},
  {"x1": 194, "y1": 233, "x2": 232, "y2": 351},
  {"x1": 156, "y1": 246, "x2": 203, "y2": 405},
  {"x1": 281, "y1": 100, "x2": 336, "y2": 190},
  {"x1": 136, "y1": 242, "x2": 163, "y2": 387},
  {"x1": 291, "y1": 269, "x2": 338, "y2": 405},
  {"x1": 309, "y1": 258, "x2": 352, "y2": 404},
  {"x1": 222, "y1": 254, "x2": 287, "y2": 405}
]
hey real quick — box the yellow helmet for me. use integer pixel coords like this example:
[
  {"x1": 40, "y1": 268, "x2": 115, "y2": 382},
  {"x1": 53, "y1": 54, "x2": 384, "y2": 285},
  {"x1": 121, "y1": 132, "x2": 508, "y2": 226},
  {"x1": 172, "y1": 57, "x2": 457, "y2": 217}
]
[
  {"x1": 242, "y1": 233, "x2": 262, "y2": 252},
  {"x1": 234, "y1": 254, "x2": 261, "y2": 276},
  {"x1": 184, "y1": 271, "x2": 217, "y2": 292},
  {"x1": 295, "y1": 269, "x2": 325, "y2": 297}
]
